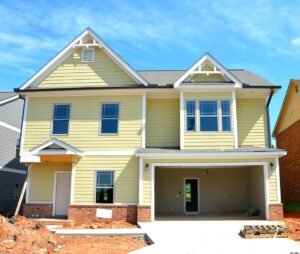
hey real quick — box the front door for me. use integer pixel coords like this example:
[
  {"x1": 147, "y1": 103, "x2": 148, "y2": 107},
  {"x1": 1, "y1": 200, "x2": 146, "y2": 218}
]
[
  {"x1": 184, "y1": 179, "x2": 199, "y2": 213},
  {"x1": 54, "y1": 172, "x2": 71, "y2": 216}
]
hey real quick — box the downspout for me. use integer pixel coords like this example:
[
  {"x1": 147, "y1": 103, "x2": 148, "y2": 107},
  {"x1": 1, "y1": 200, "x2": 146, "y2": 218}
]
[{"x1": 266, "y1": 89, "x2": 274, "y2": 148}]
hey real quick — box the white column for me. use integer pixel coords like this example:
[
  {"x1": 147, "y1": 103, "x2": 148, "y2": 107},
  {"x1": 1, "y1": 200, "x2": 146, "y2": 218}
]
[
  {"x1": 20, "y1": 97, "x2": 28, "y2": 155},
  {"x1": 275, "y1": 158, "x2": 282, "y2": 203},
  {"x1": 70, "y1": 162, "x2": 76, "y2": 204},
  {"x1": 138, "y1": 158, "x2": 143, "y2": 205},
  {"x1": 141, "y1": 94, "x2": 146, "y2": 149},
  {"x1": 25, "y1": 163, "x2": 32, "y2": 203},
  {"x1": 232, "y1": 90, "x2": 238, "y2": 148},
  {"x1": 180, "y1": 91, "x2": 184, "y2": 150}
]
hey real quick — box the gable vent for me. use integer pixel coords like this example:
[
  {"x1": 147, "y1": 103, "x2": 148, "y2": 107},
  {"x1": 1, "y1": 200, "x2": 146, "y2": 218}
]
[{"x1": 82, "y1": 48, "x2": 95, "y2": 62}]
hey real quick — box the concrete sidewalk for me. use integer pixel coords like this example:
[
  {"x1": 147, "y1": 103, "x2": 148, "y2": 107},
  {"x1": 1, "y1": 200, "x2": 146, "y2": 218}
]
[{"x1": 132, "y1": 220, "x2": 300, "y2": 254}]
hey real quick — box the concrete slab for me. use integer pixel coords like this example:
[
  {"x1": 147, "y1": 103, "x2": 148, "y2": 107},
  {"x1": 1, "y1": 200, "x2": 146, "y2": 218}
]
[{"x1": 132, "y1": 219, "x2": 300, "y2": 254}]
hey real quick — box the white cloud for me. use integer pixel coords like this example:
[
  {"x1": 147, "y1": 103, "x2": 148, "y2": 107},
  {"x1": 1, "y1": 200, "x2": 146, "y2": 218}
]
[{"x1": 291, "y1": 37, "x2": 300, "y2": 46}]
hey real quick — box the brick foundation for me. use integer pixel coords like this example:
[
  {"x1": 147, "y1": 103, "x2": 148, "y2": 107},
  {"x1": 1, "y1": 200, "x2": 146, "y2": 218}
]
[
  {"x1": 137, "y1": 205, "x2": 151, "y2": 222},
  {"x1": 68, "y1": 205, "x2": 137, "y2": 225},
  {"x1": 23, "y1": 204, "x2": 53, "y2": 218},
  {"x1": 269, "y1": 204, "x2": 284, "y2": 220}
]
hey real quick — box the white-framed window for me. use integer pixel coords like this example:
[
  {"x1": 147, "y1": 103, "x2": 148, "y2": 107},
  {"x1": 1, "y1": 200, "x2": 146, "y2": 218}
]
[
  {"x1": 52, "y1": 104, "x2": 70, "y2": 135},
  {"x1": 82, "y1": 48, "x2": 95, "y2": 62},
  {"x1": 199, "y1": 101, "x2": 218, "y2": 132},
  {"x1": 95, "y1": 171, "x2": 114, "y2": 204},
  {"x1": 100, "y1": 103, "x2": 119, "y2": 134},
  {"x1": 186, "y1": 101, "x2": 196, "y2": 131},
  {"x1": 221, "y1": 100, "x2": 231, "y2": 131}
]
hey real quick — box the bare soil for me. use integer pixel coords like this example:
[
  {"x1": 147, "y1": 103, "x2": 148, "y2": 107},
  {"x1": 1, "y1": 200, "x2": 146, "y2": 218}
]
[
  {"x1": 284, "y1": 211, "x2": 300, "y2": 241},
  {"x1": 0, "y1": 215, "x2": 146, "y2": 254}
]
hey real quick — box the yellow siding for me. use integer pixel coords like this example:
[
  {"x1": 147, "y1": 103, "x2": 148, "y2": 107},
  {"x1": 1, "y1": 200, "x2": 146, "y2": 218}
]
[
  {"x1": 190, "y1": 74, "x2": 226, "y2": 82},
  {"x1": 74, "y1": 156, "x2": 138, "y2": 203},
  {"x1": 184, "y1": 92, "x2": 235, "y2": 149},
  {"x1": 29, "y1": 162, "x2": 71, "y2": 202},
  {"x1": 275, "y1": 83, "x2": 300, "y2": 134},
  {"x1": 38, "y1": 48, "x2": 136, "y2": 88},
  {"x1": 142, "y1": 158, "x2": 278, "y2": 205},
  {"x1": 24, "y1": 96, "x2": 142, "y2": 151},
  {"x1": 237, "y1": 99, "x2": 268, "y2": 148},
  {"x1": 146, "y1": 99, "x2": 180, "y2": 148}
]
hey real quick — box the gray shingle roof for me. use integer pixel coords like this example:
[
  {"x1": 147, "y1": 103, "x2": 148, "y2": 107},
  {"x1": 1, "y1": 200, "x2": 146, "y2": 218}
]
[
  {"x1": 137, "y1": 70, "x2": 275, "y2": 87},
  {"x1": 0, "y1": 92, "x2": 17, "y2": 102}
]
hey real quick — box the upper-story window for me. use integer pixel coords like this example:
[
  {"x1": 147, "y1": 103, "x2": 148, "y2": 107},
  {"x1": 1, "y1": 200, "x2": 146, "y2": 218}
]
[
  {"x1": 200, "y1": 101, "x2": 218, "y2": 131},
  {"x1": 186, "y1": 101, "x2": 196, "y2": 131},
  {"x1": 101, "y1": 103, "x2": 119, "y2": 134},
  {"x1": 95, "y1": 171, "x2": 114, "y2": 203},
  {"x1": 52, "y1": 104, "x2": 70, "y2": 135},
  {"x1": 82, "y1": 48, "x2": 95, "y2": 62},
  {"x1": 221, "y1": 100, "x2": 231, "y2": 132}
]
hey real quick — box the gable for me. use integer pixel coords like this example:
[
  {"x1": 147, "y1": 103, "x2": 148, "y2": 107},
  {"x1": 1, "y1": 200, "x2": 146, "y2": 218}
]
[
  {"x1": 274, "y1": 80, "x2": 300, "y2": 135},
  {"x1": 37, "y1": 47, "x2": 137, "y2": 88},
  {"x1": 174, "y1": 53, "x2": 242, "y2": 87}
]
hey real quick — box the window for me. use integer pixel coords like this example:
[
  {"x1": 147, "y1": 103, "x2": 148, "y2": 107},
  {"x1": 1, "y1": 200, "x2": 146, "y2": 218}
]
[
  {"x1": 52, "y1": 104, "x2": 70, "y2": 135},
  {"x1": 221, "y1": 100, "x2": 231, "y2": 131},
  {"x1": 186, "y1": 101, "x2": 196, "y2": 131},
  {"x1": 199, "y1": 101, "x2": 218, "y2": 131},
  {"x1": 82, "y1": 48, "x2": 95, "y2": 62},
  {"x1": 101, "y1": 104, "x2": 119, "y2": 134},
  {"x1": 96, "y1": 171, "x2": 114, "y2": 203}
]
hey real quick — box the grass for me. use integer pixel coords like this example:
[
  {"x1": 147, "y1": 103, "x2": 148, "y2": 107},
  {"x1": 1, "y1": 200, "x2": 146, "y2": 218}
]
[{"x1": 284, "y1": 202, "x2": 300, "y2": 211}]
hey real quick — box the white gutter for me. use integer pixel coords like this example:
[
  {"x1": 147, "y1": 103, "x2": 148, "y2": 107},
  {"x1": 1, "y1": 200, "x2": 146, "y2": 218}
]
[{"x1": 0, "y1": 95, "x2": 19, "y2": 105}]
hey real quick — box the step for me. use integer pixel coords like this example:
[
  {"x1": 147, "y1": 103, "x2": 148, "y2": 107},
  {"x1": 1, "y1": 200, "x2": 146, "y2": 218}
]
[{"x1": 29, "y1": 218, "x2": 74, "y2": 227}]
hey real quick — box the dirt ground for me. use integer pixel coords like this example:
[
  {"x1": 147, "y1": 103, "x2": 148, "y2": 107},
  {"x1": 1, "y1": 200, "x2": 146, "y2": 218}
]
[
  {"x1": 0, "y1": 215, "x2": 147, "y2": 254},
  {"x1": 284, "y1": 211, "x2": 300, "y2": 241}
]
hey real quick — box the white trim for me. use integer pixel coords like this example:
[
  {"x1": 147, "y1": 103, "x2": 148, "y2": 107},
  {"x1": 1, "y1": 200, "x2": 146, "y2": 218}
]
[
  {"x1": 0, "y1": 95, "x2": 19, "y2": 105},
  {"x1": 179, "y1": 85, "x2": 236, "y2": 90},
  {"x1": 275, "y1": 158, "x2": 281, "y2": 203},
  {"x1": 232, "y1": 90, "x2": 238, "y2": 148},
  {"x1": 183, "y1": 177, "x2": 200, "y2": 214},
  {"x1": 137, "y1": 151, "x2": 287, "y2": 159},
  {"x1": 81, "y1": 48, "x2": 95, "y2": 63},
  {"x1": 25, "y1": 163, "x2": 32, "y2": 203},
  {"x1": 94, "y1": 170, "x2": 115, "y2": 204},
  {"x1": 20, "y1": 97, "x2": 28, "y2": 155},
  {"x1": 69, "y1": 202, "x2": 138, "y2": 206},
  {"x1": 0, "y1": 166, "x2": 26, "y2": 175},
  {"x1": 174, "y1": 53, "x2": 242, "y2": 88},
  {"x1": 84, "y1": 151, "x2": 135, "y2": 156},
  {"x1": 52, "y1": 171, "x2": 72, "y2": 216},
  {"x1": 180, "y1": 91, "x2": 184, "y2": 150},
  {"x1": 20, "y1": 28, "x2": 148, "y2": 90},
  {"x1": 26, "y1": 202, "x2": 53, "y2": 204},
  {"x1": 139, "y1": 158, "x2": 143, "y2": 205},
  {"x1": 141, "y1": 94, "x2": 146, "y2": 149},
  {"x1": 151, "y1": 162, "x2": 269, "y2": 221},
  {"x1": 70, "y1": 162, "x2": 76, "y2": 204},
  {"x1": 0, "y1": 121, "x2": 21, "y2": 133}
]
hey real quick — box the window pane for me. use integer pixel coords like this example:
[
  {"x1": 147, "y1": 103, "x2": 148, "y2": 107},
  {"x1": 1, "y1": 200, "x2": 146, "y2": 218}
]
[
  {"x1": 96, "y1": 172, "x2": 113, "y2": 187},
  {"x1": 200, "y1": 117, "x2": 218, "y2": 131},
  {"x1": 187, "y1": 117, "x2": 195, "y2": 131},
  {"x1": 186, "y1": 101, "x2": 195, "y2": 116},
  {"x1": 53, "y1": 120, "x2": 69, "y2": 134},
  {"x1": 200, "y1": 101, "x2": 217, "y2": 116},
  {"x1": 54, "y1": 105, "x2": 70, "y2": 119},
  {"x1": 222, "y1": 116, "x2": 231, "y2": 131},
  {"x1": 96, "y1": 188, "x2": 113, "y2": 203},
  {"x1": 101, "y1": 119, "x2": 118, "y2": 133},
  {"x1": 102, "y1": 104, "x2": 119, "y2": 118},
  {"x1": 221, "y1": 101, "x2": 230, "y2": 115}
]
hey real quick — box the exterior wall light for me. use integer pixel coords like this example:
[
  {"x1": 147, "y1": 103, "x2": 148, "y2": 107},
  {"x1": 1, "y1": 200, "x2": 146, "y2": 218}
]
[
  {"x1": 270, "y1": 162, "x2": 274, "y2": 170},
  {"x1": 145, "y1": 163, "x2": 149, "y2": 172}
]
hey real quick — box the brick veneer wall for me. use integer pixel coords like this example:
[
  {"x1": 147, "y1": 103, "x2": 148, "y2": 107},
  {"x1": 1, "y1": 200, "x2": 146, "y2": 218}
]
[
  {"x1": 137, "y1": 205, "x2": 151, "y2": 222},
  {"x1": 23, "y1": 204, "x2": 53, "y2": 218},
  {"x1": 68, "y1": 205, "x2": 137, "y2": 225},
  {"x1": 276, "y1": 119, "x2": 300, "y2": 202},
  {"x1": 269, "y1": 204, "x2": 284, "y2": 220}
]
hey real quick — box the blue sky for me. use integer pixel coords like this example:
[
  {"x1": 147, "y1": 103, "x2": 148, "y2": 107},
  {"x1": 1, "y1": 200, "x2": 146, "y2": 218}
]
[{"x1": 0, "y1": 0, "x2": 299, "y2": 134}]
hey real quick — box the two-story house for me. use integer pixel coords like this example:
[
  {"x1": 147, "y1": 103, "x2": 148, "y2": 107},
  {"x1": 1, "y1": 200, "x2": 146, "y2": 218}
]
[
  {"x1": 0, "y1": 93, "x2": 27, "y2": 215},
  {"x1": 15, "y1": 28, "x2": 286, "y2": 225}
]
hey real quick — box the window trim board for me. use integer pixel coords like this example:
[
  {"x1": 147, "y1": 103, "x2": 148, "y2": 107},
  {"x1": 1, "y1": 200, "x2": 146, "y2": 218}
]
[
  {"x1": 99, "y1": 102, "x2": 120, "y2": 135},
  {"x1": 94, "y1": 170, "x2": 115, "y2": 204},
  {"x1": 51, "y1": 103, "x2": 71, "y2": 136}
]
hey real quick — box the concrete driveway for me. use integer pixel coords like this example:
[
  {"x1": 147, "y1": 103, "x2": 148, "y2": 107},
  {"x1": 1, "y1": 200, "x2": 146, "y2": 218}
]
[{"x1": 132, "y1": 218, "x2": 300, "y2": 254}]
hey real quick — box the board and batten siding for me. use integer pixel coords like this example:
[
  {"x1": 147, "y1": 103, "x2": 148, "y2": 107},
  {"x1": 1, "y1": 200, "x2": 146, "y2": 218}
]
[
  {"x1": 29, "y1": 162, "x2": 71, "y2": 202},
  {"x1": 146, "y1": 99, "x2": 180, "y2": 148},
  {"x1": 142, "y1": 158, "x2": 278, "y2": 206},
  {"x1": 24, "y1": 96, "x2": 143, "y2": 151},
  {"x1": 37, "y1": 48, "x2": 137, "y2": 88},
  {"x1": 183, "y1": 92, "x2": 235, "y2": 150},
  {"x1": 237, "y1": 98, "x2": 268, "y2": 148},
  {"x1": 73, "y1": 156, "x2": 139, "y2": 204}
]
